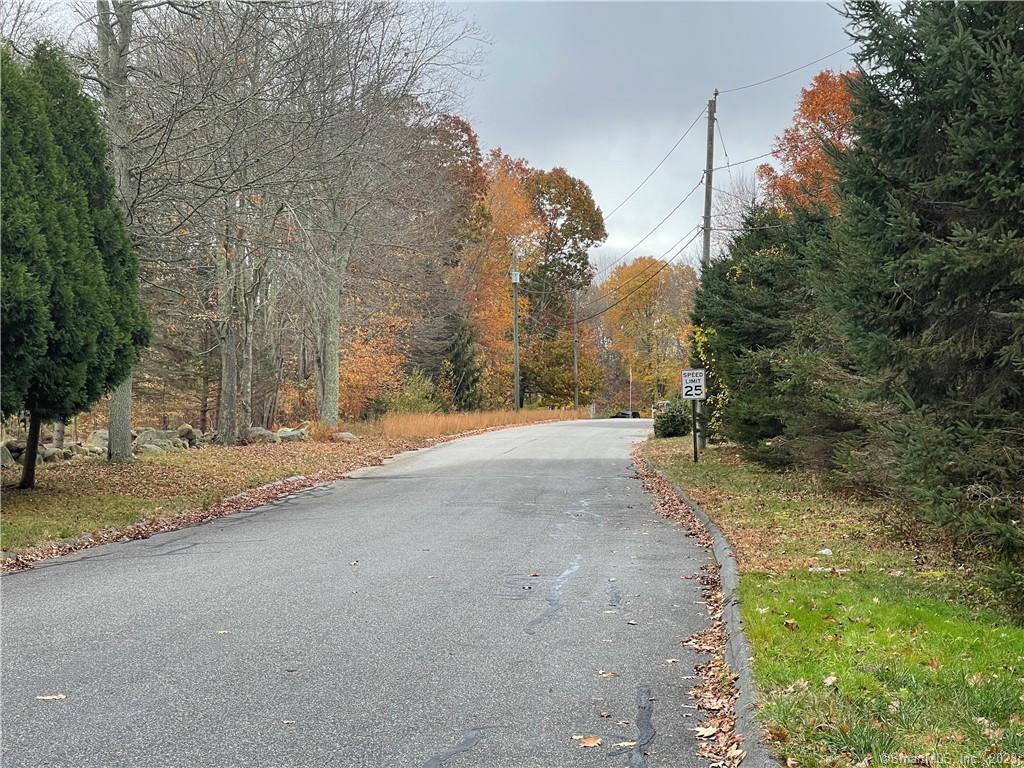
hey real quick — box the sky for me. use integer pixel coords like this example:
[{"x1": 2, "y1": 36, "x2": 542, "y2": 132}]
[{"x1": 450, "y1": 1, "x2": 854, "y2": 273}]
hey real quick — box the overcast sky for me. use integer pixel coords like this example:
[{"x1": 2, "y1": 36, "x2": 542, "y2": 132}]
[{"x1": 451, "y1": 1, "x2": 853, "y2": 272}]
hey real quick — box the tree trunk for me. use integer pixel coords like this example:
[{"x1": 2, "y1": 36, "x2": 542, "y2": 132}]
[
  {"x1": 199, "y1": 374, "x2": 210, "y2": 433},
  {"x1": 317, "y1": 293, "x2": 341, "y2": 426},
  {"x1": 108, "y1": 376, "x2": 134, "y2": 461},
  {"x1": 216, "y1": 318, "x2": 238, "y2": 444},
  {"x1": 19, "y1": 412, "x2": 42, "y2": 489},
  {"x1": 53, "y1": 421, "x2": 65, "y2": 449},
  {"x1": 239, "y1": 273, "x2": 255, "y2": 437},
  {"x1": 97, "y1": 1, "x2": 138, "y2": 464},
  {"x1": 317, "y1": 236, "x2": 352, "y2": 427}
]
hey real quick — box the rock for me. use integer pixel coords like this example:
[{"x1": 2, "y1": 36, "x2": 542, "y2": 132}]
[
  {"x1": 244, "y1": 427, "x2": 280, "y2": 444},
  {"x1": 135, "y1": 443, "x2": 165, "y2": 455},
  {"x1": 69, "y1": 443, "x2": 89, "y2": 456},
  {"x1": 87, "y1": 446, "x2": 105, "y2": 456},
  {"x1": 817, "y1": 548, "x2": 833, "y2": 557},
  {"x1": 135, "y1": 429, "x2": 179, "y2": 446},
  {"x1": 61, "y1": 448, "x2": 73, "y2": 460},
  {"x1": 275, "y1": 428, "x2": 305, "y2": 442},
  {"x1": 85, "y1": 429, "x2": 109, "y2": 449},
  {"x1": 177, "y1": 423, "x2": 198, "y2": 447},
  {"x1": 1, "y1": 444, "x2": 14, "y2": 467},
  {"x1": 41, "y1": 446, "x2": 61, "y2": 462},
  {"x1": 331, "y1": 431, "x2": 360, "y2": 444}
]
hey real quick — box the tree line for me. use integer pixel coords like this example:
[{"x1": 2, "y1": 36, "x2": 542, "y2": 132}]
[
  {"x1": 693, "y1": 1, "x2": 1023, "y2": 609},
  {"x1": 3, "y1": 1, "x2": 702, "y2": 490}
]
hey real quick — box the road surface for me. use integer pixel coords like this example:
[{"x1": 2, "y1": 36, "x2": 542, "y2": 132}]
[{"x1": 1, "y1": 419, "x2": 712, "y2": 768}]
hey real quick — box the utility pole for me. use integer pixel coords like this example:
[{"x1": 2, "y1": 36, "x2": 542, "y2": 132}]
[
  {"x1": 512, "y1": 251, "x2": 521, "y2": 411},
  {"x1": 629, "y1": 364, "x2": 633, "y2": 416},
  {"x1": 572, "y1": 291, "x2": 580, "y2": 410},
  {"x1": 697, "y1": 90, "x2": 717, "y2": 448}
]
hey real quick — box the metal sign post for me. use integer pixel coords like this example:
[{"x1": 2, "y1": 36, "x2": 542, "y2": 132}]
[{"x1": 681, "y1": 369, "x2": 707, "y2": 463}]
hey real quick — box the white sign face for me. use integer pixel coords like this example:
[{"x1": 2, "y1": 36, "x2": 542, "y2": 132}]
[{"x1": 681, "y1": 368, "x2": 706, "y2": 400}]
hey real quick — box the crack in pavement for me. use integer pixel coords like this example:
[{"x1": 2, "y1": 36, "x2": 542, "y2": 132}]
[
  {"x1": 423, "y1": 727, "x2": 486, "y2": 767},
  {"x1": 629, "y1": 686, "x2": 656, "y2": 768},
  {"x1": 606, "y1": 582, "x2": 624, "y2": 612},
  {"x1": 524, "y1": 556, "x2": 581, "y2": 635}
]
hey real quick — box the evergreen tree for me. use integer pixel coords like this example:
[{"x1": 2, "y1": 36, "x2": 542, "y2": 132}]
[
  {"x1": 1, "y1": 46, "x2": 146, "y2": 488},
  {"x1": 693, "y1": 205, "x2": 861, "y2": 467},
  {"x1": 29, "y1": 44, "x2": 149, "y2": 400},
  {"x1": 835, "y1": 1, "x2": 1024, "y2": 603}
]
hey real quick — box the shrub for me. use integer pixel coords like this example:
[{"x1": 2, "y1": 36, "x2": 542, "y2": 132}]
[
  {"x1": 387, "y1": 369, "x2": 443, "y2": 414},
  {"x1": 654, "y1": 399, "x2": 692, "y2": 438}
]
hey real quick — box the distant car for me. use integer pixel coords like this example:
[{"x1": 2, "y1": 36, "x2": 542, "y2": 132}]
[{"x1": 611, "y1": 410, "x2": 642, "y2": 419}]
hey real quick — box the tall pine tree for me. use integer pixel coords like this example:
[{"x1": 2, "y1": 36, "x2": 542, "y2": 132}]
[
  {"x1": 1, "y1": 46, "x2": 146, "y2": 488},
  {"x1": 835, "y1": 1, "x2": 1024, "y2": 604}
]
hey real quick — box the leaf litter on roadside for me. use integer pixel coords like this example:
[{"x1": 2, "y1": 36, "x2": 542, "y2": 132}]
[{"x1": 632, "y1": 448, "x2": 747, "y2": 768}]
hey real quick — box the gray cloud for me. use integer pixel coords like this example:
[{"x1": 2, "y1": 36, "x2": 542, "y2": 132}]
[{"x1": 453, "y1": 1, "x2": 852, "y2": 272}]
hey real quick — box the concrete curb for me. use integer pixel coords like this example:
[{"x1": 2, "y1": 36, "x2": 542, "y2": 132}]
[{"x1": 646, "y1": 461, "x2": 776, "y2": 768}]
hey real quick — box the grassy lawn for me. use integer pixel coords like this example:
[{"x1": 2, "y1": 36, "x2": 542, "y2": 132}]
[
  {"x1": 645, "y1": 438, "x2": 1024, "y2": 767},
  {"x1": 0, "y1": 409, "x2": 580, "y2": 555},
  {"x1": 0, "y1": 438, "x2": 402, "y2": 553}
]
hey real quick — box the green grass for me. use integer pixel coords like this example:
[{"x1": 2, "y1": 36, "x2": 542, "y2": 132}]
[
  {"x1": 0, "y1": 437, "x2": 404, "y2": 554},
  {"x1": 645, "y1": 438, "x2": 1024, "y2": 767}
]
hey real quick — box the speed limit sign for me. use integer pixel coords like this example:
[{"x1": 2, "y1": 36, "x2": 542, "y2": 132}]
[{"x1": 681, "y1": 369, "x2": 706, "y2": 400}]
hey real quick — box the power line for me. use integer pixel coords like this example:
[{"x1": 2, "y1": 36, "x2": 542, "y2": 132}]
[
  {"x1": 580, "y1": 228, "x2": 703, "y2": 324},
  {"x1": 586, "y1": 223, "x2": 701, "y2": 307},
  {"x1": 602, "y1": 106, "x2": 707, "y2": 221},
  {"x1": 592, "y1": 175, "x2": 705, "y2": 281},
  {"x1": 713, "y1": 151, "x2": 773, "y2": 171},
  {"x1": 718, "y1": 43, "x2": 855, "y2": 95},
  {"x1": 715, "y1": 118, "x2": 735, "y2": 188}
]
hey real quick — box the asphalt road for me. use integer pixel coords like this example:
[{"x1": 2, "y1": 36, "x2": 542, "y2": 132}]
[{"x1": 1, "y1": 419, "x2": 713, "y2": 768}]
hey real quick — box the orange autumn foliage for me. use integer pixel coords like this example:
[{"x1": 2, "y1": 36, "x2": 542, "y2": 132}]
[
  {"x1": 337, "y1": 315, "x2": 409, "y2": 419},
  {"x1": 757, "y1": 69, "x2": 856, "y2": 212},
  {"x1": 451, "y1": 151, "x2": 542, "y2": 407}
]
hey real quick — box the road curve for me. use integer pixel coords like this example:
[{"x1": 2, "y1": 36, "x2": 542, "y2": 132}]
[{"x1": 1, "y1": 419, "x2": 712, "y2": 768}]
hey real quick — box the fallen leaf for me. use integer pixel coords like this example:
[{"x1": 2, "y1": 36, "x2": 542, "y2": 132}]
[
  {"x1": 598, "y1": 670, "x2": 619, "y2": 678},
  {"x1": 695, "y1": 725, "x2": 717, "y2": 738},
  {"x1": 727, "y1": 745, "x2": 747, "y2": 760},
  {"x1": 823, "y1": 674, "x2": 838, "y2": 687},
  {"x1": 216, "y1": 630, "x2": 230, "y2": 635},
  {"x1": 785, "y1": 758, "x2": 798, "y2": 768},
  {"x1": 626, "y1": 620, "x2": 638, "y2": 626},
  {"x1": 616, "y1": 720, "x2": 631, "y2": 726},
  {"x1": 35, "y1": 693, "x2": 66, "y2": 701},
  {"x1": 282, "y1": 719, "x2": 296, "y2": 725},
  {"x1": 578, "y1": 736, "x2": 602, "y2": 748},
  {"x1": 349, "y1": 560, "x2": 359, "y2": 566},
  {"x1": 665, "y1": 658, "x2": 679, "y2": 664},
  {"x1": 598, "y1": 710, "x2": 610, "y2": 718},
  {"x1": 783, "y1": 619, "x2": 798, "y2": 631},
  {"x1": 613, "y1": 740, "x2": 638, "y2": 748},
  {"x1": 529, "y1": 572, "x2": 541, "y2": 577}
]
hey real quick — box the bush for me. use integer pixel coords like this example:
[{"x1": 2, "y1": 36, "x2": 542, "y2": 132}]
[
  {"x1": 654, "y1": 399, "x2": 692, "y2": 438},
  {"x1": 387, "y1": 369, "x2": 443, "y2": 414}
]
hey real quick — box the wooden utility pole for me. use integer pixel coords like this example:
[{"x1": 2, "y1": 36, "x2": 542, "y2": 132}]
[
  {"x1": 697, "y1": 91, "x2": 718, "y2": 448},
  {"x1": 572, "y1": 291, "x2": 580, "y2": 410},
  {"x1": 512, "y1": 252, "x2": 521, "y2": 411}
]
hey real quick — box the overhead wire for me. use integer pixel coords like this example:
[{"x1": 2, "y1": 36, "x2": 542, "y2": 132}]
[
  {"x1": 717, "y1": 42, "x2": 855, "y2": 95},
  {"x1": 591, "y1": 175, "x2": 705, "y2": 282},
  {"x1": 579, "y1": 228, "x2": 703, "y2": 324},
  {"x1": 584, "y1": 223, "x2": 701, "y2": 308},
  {"x1": 602, "y1": 106, "x2": 707, "y2": 221}
]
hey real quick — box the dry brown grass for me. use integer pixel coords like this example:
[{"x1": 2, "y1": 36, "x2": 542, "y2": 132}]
[{"x1": 369, "y1": 409, "x2": 583, "y2": 439}]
